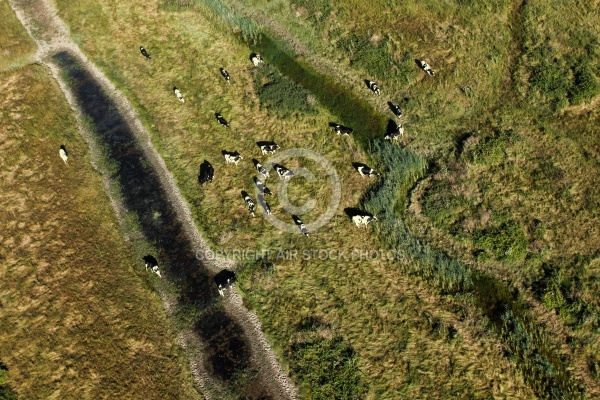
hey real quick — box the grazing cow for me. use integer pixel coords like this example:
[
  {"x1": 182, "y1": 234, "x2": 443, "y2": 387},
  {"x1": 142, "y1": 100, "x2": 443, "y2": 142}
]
[
  {"x1": 254, "y1": 177, "x2": 272, "y2": 196},
  {"x1": 143, "y1": 255, "x2": 161, "y2": 277},
  {"x1": 292, "y1": 215, "x2": 309, "y2": 237},
  {"x1": 384, "y1": 124, "x2": 404, "y2": 140},
  {"x1": 329, "y1": 123, "x2": 353, "y2": 135},
  {"x1": 262, "y1": 144, "x2": 279, "y2": 155},
  {"x1": 215, "y1": 113, "x2": 230, "y2": 128},
  {"x1": 366, "y1": 80, "x2": 380, "y2": 95},
  {"x1": 273, "y1": 163, "x2": 294, "y2": 181},
  {"x1": 140, "y1": 46, "x2": 151, "y2": 59},
  {"x1": 222, "y1": 150, "x2": 243, "y2": 165},
  {"x1": 214, "y1": 270, "x2": 236, "y2": 297},
  {"x1": 355, "y1": 163, "x2": 379, "y2": 178},
  {"x1": 257, "y1": 194, "x2": 271, "y2": 215},
  {"x1": 352, "y1": 213, "x2": 378, "y2": 228},
  {"x1": 241, "y1": 191, "x2": 255, "y2": 217},
  {"x1": 416, "y1": 59, "x2": 435, "y2": 76},
  {"x1": 59, "y1": 145, "x2": 68, "y2": 164},
  {"x1": 219, "y1": 68, "x2": 230, "y2": 83},
  {"x1": 250, "y1": 52, "x2": 263, "y2": 67},
  {"x1": 388, "y1": 101, "x2": 403, "y2": 118},
  {"x1": 253, "y1": 159, "x2": 269, "y2": 179},
  {"x1": 198, "y1": 160, "x2": 214, "y2": 185},
  {"x1": 173, "y1": 86, "x2": 184, "y2": 103}
]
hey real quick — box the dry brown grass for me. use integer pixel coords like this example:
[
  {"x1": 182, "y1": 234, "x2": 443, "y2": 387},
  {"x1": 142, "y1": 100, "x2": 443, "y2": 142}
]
[{"x1": 0, "y1": 65, "x2": 200, "y2": 399}]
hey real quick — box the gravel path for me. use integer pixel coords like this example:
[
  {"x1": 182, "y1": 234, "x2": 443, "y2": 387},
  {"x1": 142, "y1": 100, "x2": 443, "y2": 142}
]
[{"x1": 8, "y1": 1, "x2": 297, "y2": 398}]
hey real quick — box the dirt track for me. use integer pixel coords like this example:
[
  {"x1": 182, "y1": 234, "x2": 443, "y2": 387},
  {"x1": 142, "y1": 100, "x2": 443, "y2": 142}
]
[{"x1": 7, "y1": 0, "x2": 297, "y2": 398}]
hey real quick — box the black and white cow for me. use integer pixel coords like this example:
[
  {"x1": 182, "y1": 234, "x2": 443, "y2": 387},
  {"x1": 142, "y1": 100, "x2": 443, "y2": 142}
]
[
  {"x1": 257, "y1": 141, "x2": 280, "y2": 155},
  {"x1": 354, "y1": 163, "x2": 379, "y2": 178},
  {"x1": 215, "y1": 113, "x2": 230, "y2": 128},
  {"x1": 253, "y1": 159, "x2": 269, "y2": 179},
  {"x1": 241, "y1": 191, "x2": 255, "y2": 217},
  {"x1": 222, "y1": 150, "x2": 243, "y2": 165},
  {"x1": 388, "y1": 101, "x2": 403, "y2": 118},
  {"x1": 416, "y1": 59, "x2": 435, "y2": 76},
  {"x1": 329, "y1": 123, "x2": 353, "y2": 135},
  {"x1": 140, "y1": 46, "x2": 151, "y2": 59},
  {"x1": 273, "y1": 163, "x2": 294, "y2": 181},
  {"x1": 173, "y1": 86, "x2": 184, "y2": 103},
  {"x1": 257, "y1": 194, "x2": 271, "y2": 215},
  {"x1": 143, "y1": 255, "x2": 161, "y2": 277},
  {"x1": 366, "y1": 80, "x2": 380, "y2": 95},
  {"x1": 292, "y1": 215, "x2": 309, "y2": 237},
  {"x1": 59, "y1": 145, "x2": 68, "y2": 164},
  {"x1": 250, "y1": 52, "x2": 263, "y2": 67},
  {"x1": 254, "y1": 177, "x2": 272, "y2": 196},
  {"x1": 351, "y1": 213, "x2": 378, "y2": 228},
  {"x1": 384, "y1": 124, "x2": 404, "y2": 140},
  {"x1": 214, "y1": 270, "x2": 236, "y2": 296},
  {"x1": 219, "y1": 68, "x2": 230, "y2": 83},
  {"x1": 198, "y1": 160, "x2": 214, "y2": 185}
]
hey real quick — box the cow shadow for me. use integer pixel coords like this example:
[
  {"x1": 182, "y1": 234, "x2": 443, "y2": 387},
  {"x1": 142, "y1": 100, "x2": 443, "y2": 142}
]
[
  {"x1": 387, "y1": 119, "x2": 400, "y2": 134},
  {"x1": 256, "y1": 140, "x2": 277, "y2": 148},
  {"x1": 345, "y1": 207, "x2": 369, "y2": 218}
]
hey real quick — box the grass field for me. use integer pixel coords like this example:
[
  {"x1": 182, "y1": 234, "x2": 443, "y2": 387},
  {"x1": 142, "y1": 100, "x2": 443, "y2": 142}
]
[
  {"x1": 0, "y1": 59, "x2": 201, "y2": 399},
  {"x1": 0, "y1": 0, "x2": 35, "y2": 72},
  {"x1": 30, "y1": 0, "x2": 600, "y2": 397}
]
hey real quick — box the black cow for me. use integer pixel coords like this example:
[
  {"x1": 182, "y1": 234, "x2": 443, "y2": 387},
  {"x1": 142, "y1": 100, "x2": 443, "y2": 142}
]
[
  {"x1": 241, "y1": 191, "x2": 255, "y2": 217},
  {"x1": 214, "y1": 270, "x2": 236, "y2": 296},
  {"x1": 329, "y1": 122, "x2": 353, "y2": 135},
  {"x1": 273, "y1": 163, "x2": 294, "y2": 181},
  {"x1": 256, "y1": 141, "x2": 280, "y2": 155},
  {"x1": 219, "y1": 68, "x2": 230, "y2": 83},
  {"x1": 292, "y1": 215, "x2": 309, "y2": 237},
  {"x1": 140, "y1": 46, "x2": 151, "y2": 59},
  {"x1": 253, "y1": 159, "x2": 269, "y2": 179},
  {"x1": 387, "y1": 101, "x2": 402, "y2": 118},
  {"x1": 143, "y1": 255, "x2": 161, "y2": 277},
  {"x1": 365, "y1": 80, "x2": 380, "y2": 95},
  {"x1": 385, "y1": 120, "x2": 404, "y2": 140},
  {"x1": 215, "y1": 113, "x2": 230, "y2": 128},
  {"x1": 353, "y1": 162, "x2": 379, "y2": 178},
  {"x1": 198, "y1": 160, "x2": 214, "y2": 185},
  {"x1": 222, "y1": 150, "x2": 243, "y2": 165}
]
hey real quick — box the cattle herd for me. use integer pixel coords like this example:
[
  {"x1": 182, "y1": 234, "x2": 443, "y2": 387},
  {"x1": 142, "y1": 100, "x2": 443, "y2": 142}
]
[{"x1": 109, "y1": 46, "x2": 435, "y2": 279}]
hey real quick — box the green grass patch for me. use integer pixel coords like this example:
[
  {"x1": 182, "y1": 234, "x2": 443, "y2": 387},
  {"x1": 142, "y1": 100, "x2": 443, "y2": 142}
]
[
  {"x1": 290, "y1": 336, "x2": 367, "y2": 400},
  {"x1": 252, "y1": 64, "x2": 318, "y2": 117}
]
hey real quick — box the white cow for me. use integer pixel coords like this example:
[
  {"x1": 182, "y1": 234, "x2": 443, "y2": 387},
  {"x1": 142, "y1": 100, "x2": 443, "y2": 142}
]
[
  {"x1": 59, "y1": 145, "x2": 68, "y2": 164},
  {"x1": 352, "y1": 214, "x2": 378, "y2": 228},
  {"x1": 251, "y1": 53, "x2": 264, "y2": 67},
  {"x1": 173, "y1": 86, "x2": 184, "y2": 103},
  {"x1": 222, "y1": 150, "x2": 243, "y2": 165}
]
